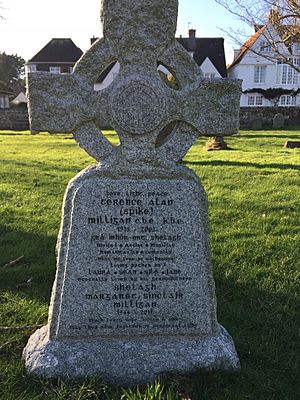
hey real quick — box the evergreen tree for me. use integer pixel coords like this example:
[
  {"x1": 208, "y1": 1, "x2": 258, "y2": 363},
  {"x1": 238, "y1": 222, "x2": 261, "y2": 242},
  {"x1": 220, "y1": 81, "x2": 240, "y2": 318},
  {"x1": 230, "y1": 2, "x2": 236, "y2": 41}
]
[{"x1": 0, "y1": 52, "x2": 25, "y2": 85}]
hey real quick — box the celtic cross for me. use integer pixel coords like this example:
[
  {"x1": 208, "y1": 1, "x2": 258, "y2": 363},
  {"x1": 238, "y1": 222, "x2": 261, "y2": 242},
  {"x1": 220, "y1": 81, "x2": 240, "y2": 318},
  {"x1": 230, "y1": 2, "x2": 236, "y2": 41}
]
[
  {"x1": 27, "y1": 0, "x2": 241, "y2": 164},
  {"x1": 23, "y1": 1, "x2": 242, "y2": 380}
]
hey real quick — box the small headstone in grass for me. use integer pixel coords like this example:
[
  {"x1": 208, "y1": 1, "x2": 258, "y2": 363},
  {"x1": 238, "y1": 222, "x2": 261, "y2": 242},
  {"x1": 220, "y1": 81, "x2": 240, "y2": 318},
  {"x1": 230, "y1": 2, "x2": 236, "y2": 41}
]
[
  {"x1": 251, "y1": 118, "x2": 263, "y2": 130},
  {"x1": 273, "y1": 113, "x2": 285, "y2": 129},
  {"x1": 23, "y1": 0, "x2": 241, "y2": 385}
]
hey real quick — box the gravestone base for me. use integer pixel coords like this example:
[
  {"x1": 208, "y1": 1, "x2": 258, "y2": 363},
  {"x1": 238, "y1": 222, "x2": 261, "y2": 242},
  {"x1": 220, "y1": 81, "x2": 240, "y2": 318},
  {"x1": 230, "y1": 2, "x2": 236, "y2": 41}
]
[
  {"x1": 203, "y1": 136, "x2": 229, "y2": 151},
  {"x1": 23, "y1": 324, "x2": 239, "y2": 385}
]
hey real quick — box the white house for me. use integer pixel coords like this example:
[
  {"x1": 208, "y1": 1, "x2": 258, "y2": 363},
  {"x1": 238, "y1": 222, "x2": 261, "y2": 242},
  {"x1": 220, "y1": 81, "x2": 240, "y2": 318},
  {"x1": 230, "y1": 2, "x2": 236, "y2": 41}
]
[
  {"x1": 26, "y1": 39, "x2": 83, "y2": 75},
  {"x1": 228, "y1": 14, "x2": 300, "y2": 107}
]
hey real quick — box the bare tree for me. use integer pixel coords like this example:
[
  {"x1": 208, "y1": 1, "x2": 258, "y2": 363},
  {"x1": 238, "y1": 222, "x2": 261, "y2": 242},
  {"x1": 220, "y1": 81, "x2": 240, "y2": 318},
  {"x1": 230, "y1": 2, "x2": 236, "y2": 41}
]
[
  {"x1": 216, "y1": 0, "x2": 300, "y2": 71},
  {"x1": 0, "y1": 2, "x2": 4, "y2": 20}
]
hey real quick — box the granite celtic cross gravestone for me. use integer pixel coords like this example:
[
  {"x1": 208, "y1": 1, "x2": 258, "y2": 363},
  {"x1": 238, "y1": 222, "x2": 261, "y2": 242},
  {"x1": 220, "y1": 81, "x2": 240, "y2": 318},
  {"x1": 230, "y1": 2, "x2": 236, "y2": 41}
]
[{"x1": 23, "y1": 0, "x2": 241, "y2": 385}]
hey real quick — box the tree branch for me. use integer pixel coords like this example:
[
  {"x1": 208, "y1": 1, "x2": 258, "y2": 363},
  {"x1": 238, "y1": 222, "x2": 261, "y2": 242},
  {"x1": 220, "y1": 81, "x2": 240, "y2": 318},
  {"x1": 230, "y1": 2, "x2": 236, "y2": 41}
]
[{"x1": 215, "y1": 0, "x2": 300, "y2": 72}]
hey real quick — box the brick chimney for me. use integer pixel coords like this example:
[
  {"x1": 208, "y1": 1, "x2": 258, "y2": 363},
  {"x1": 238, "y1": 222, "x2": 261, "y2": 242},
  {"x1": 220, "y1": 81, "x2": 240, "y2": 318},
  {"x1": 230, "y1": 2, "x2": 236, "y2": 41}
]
[{"x1": 189, "y1": 29, "x2": 196, "y2": 38}]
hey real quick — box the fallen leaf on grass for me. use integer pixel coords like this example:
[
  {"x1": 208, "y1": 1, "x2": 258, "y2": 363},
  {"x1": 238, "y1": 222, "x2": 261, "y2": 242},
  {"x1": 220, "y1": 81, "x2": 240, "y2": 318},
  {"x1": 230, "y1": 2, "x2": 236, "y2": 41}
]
[
  {"x1": 0, "y1": 324, "x2": 43, "y2": 332},
  {"x1": 16, "y1": 277, "x2": 32, "y2": 289},
  {"x1": 2, "y1": 255, "x2": 25, "y2": 268}
]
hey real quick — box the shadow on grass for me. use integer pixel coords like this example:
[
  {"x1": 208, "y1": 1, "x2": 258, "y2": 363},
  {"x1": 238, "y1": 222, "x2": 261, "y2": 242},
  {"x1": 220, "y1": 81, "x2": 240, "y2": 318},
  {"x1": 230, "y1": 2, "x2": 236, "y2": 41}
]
[
  {"x1": 183, "y1": 160, "x2": 300, "y2": 171},
  {"x1": 0, "y1": 224, "x2": 56, "y2": 303},
  {"x1": 238, "y1": 133, "x2": 300, "y2": 139}
]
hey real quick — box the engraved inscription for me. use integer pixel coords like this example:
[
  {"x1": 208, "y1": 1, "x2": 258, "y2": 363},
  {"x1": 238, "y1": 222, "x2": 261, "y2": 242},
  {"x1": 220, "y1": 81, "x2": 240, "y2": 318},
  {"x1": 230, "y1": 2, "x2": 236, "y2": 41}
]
[
  {"x1": 111, "y1": 80, "x2": 166, "y2": 134},
  {"x1": 56, "y1": 180, "x2": 212, "y2": 338}
]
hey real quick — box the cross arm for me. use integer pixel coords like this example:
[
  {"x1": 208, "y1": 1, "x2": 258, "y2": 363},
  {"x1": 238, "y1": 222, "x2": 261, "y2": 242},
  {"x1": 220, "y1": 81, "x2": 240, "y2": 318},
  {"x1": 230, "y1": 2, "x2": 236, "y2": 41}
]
[
  {"x1": 174, "y1": 78, "x2": 242, "y2": 137},
  {"x1": 26, "y1": 72, "x2": 92, "y2": 133}
]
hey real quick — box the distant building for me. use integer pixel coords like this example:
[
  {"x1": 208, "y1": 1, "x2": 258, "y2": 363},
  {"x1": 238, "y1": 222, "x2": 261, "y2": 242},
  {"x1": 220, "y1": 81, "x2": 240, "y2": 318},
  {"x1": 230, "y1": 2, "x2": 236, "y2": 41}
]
[
  {"x1": 25, "y1": 38, "x2": 83, "y2": 74},
  {"x1": 228, "y1": 11, "x2": 300, "y2": 107},
  {"x1": 177, "y1": 29, "x2": 227, "y2": 78},
  {"x1": 92, "y1": 30, "x2": 228, "y2": 91},
  {"x1": 26, "y1": 33, "x2": 227, "y2": 92},
  {"x1": 0, "y1": 82, "x2": 14, "y2": 109}
]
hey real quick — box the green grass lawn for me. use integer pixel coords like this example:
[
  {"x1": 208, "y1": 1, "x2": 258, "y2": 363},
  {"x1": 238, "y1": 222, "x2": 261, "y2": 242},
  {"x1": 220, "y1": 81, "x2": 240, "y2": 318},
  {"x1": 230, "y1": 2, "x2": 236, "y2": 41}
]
[{"x1": 0, "y1": 129, "x2": 299, "y2": 400}]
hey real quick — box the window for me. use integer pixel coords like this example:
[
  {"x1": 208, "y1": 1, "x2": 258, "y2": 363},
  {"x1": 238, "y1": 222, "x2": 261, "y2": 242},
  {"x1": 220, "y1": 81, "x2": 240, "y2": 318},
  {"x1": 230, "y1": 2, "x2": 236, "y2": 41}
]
[
  {"x1": 248, "y1": 95, "x2": 255, "y2": 106},
  {"x1": 49, "y1": 66, "x2": 61, "y2": 74},
  {"x1": 0, "y1": 95, "x2": 9, "y2": 108},
  {"x1": 255, "y1": 95, "x2": 263, "y2": 105},
  {"x1": 204, "y1": 73, "x2": 216, "y2": 79},
  {"x1": 247, "y1": 95, "x2": 263, "y2": 106},
  {"x1": 277, "y1": 58, "x2": 299, "y2": 84},
  {"x1": 27, "y1": 64, "x2": 37, "y2": 73},
  {"x1": 254, "y1": 66, "x2": 266, "y2": 83},
  {"x1": 294, "y1": 57, "x2": 300, "y2": 67},
  {"x1": 293, "y1": 43, "x2": 300, "y2": 54},
  {"x1": 280, "y1": 95, "x2": 297, "y2": 106},
  {"x1": 260, "y1": 41, "x2": 272, "y2": 52},
  {"x1": 68, "y1": 67, "x2": 73, "y2": 73}
]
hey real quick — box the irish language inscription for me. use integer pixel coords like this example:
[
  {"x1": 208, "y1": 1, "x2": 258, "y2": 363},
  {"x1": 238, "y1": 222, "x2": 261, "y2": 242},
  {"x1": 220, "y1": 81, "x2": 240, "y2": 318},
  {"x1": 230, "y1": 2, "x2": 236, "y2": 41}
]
[{"x1": 56, "y1": 179, "x2": 212, "y2": 338}]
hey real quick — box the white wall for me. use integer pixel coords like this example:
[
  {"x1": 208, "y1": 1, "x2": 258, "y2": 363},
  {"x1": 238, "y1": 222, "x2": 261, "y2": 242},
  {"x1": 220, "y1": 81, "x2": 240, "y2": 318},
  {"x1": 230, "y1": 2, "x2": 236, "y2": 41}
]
[
  {"x1": 200, "y1": 57, "x2": 222, "y2": 78},
  {"x1": 94, "y1": 62, "x2": 120, "y2": 91}
]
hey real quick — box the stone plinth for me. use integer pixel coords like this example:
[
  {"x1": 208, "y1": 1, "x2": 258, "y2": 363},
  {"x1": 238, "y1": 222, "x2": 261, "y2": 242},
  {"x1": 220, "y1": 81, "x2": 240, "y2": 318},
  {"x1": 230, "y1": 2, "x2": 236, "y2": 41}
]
[
  {"x1": 203, "y1": 136, "x2": 229, "y2": 151},
  {"x1": 23, "y1": 325, "x2": 238, "y2": 385}
]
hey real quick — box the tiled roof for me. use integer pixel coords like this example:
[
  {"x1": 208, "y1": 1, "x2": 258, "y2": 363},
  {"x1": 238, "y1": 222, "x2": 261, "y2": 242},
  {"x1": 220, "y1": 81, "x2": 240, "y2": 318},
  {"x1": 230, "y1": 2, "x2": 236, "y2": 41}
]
[
  {"x1": 28, "y1": 39, "x2": 83, "y2": 63},
  {"x1": 227, "y1": 26, "x2": 266, "y2": 70}
]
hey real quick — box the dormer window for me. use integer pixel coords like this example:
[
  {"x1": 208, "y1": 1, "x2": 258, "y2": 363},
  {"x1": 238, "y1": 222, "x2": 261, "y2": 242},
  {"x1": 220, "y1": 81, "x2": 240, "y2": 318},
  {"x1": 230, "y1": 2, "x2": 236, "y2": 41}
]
[
  {"x1": 260, "y1": 41, "x2": 272, "y2": 52},
  {"x1": 49, "y1": 66, "x2": 61, "y2": 74}
]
